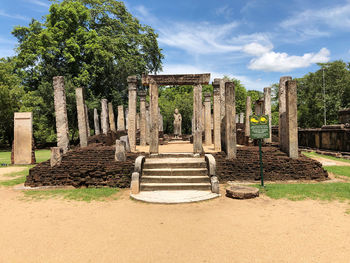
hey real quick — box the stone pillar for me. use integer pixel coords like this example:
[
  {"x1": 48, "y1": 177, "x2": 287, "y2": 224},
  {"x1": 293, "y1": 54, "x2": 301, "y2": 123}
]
[
  {"x1": 136, "y1": 114, "x2": 140, "y2": 130},
  {"x1": 279, "y1": 76, "x2": 292, "y2": 152},
  {"x1": 139, "y1": 91, "x2": 147, "y2": 146},
  {"x1": 235, "y1": 114, "x2": 239, "y2": 123},
  {"x1": 93, "y1": 108, "x2": 101, "y2": 135},
  {"x1": 117, "y1": 105, "x2": 125, "y2": 131},
  {"x1": 286, "y1": 80, "x2": 298, "y2": 159},
  {"x1": 245, "y1": 96, "x2": 252, "y2": 140},
  {"x1": 146, "y1": 103, "x2": 150, "y2": 144},
  {"x1": 50, "y1": 147, "x2": 63, "y2": 167},
  {"x1": 84, "y1": 104, "x2": 90, "y2": 137},
  {"x1": 125, "y1": 108, "x2": 129, "y2": 130},
  {"x1": 224, "y1": 82, "x2": 236, "y2": 159},
  {"x1": 239, "y1": 112, "x2": 244, "y2": 124},
  {"x1": 13, "y1": 112, "x2": 33, "y2": 164},
  {"x1": 213, "y1": 79, "x2": 221, "y2": 151},
  {"x1": 255, "y1": 99, "x2": 264, "y2": 115},
  {"x1": 75, "y1": 87, "x2": 88, "y2": 147},
  {"x1": 53, "y1": 76, "x2": 69, "y2": 153},
  {"x1": 127, "y1": 76, "x2": 137, "y2": 152},
  {"x1": 193, "y1": 84, "x2": 203, "y2": 153},
  {"x1": 101, "y1": 99, "x2": 109, "y2": 135},
  {"x1": 115, "y1": 140, "x2": 126, "y2": 162},
  {"x1": 149, "y1": 80, "x2": 159, "y2": 153},
  {"x1": 220, "y1": 79, "x2": 225, "y2": 120},
  {"x1": 108, "y1": 102, "x2": 116, "y2": 133},
  {"x1": 263, "y1": 87, "x2": 272, "y2": 143},
  {"x1": 204, "y1": 92, "x2": 212, "y2": 146},
  {"x1": 202, "y1": 104, "x2": 205, "y2": 133}
]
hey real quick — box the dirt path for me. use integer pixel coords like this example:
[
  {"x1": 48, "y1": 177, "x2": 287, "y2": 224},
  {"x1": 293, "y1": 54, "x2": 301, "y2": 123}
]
[
  {"x1": 0, "y1": 167, "x2": 27, "y2": 181},
  {"x1": 309, "y1": 156, "x2": 350, "y2": 167},
  {"x1": 0, "y1": 187, "x2": 349, "y2": 263}
]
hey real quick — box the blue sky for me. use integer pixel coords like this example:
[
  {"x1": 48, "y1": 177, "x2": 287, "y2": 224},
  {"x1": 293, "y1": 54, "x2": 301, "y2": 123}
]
[{"x1": 1, "y1": 0, "x2": 350, "y2": 90}]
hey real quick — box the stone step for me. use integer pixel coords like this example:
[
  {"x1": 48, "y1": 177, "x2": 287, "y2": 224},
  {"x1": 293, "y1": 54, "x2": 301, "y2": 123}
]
[
  {"x1": 149, "y1": 153, "x2": 201, "y2": 158},
  {"x1": 142, "y1": 168, "x2": 208, "y2": 176},
  {"x1": 144, "y1": 158, "x2": 206, "y2": 169},
  {"x1": 141, "y1": 175, "x2": 210, "y2": 184},
  {"x1": 140, "y1": 183, "x2": 212, "y2": 191}
]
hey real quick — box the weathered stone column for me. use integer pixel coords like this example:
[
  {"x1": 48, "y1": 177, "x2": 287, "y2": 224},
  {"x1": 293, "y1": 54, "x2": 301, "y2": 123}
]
[
  {"x1": 245, "y1": 96, "x2": 252, "y2": 141},
  {"x1": 127, "y1": 76, "x2": 137, "y2": 152},
  {"x1": 108, "y1": 102, "x2": 116, "y2": 133},
  {"x1": 136, "y1": 114, "x2": 140, "y2": 130},
  {"x1": 286, "y1": 80, "x2": 298, "y2": 159},
  {"x1": 204, "y1": 92, "x2": 212, "y2": 146},
  {"x1": 93, "y1": 108, "x2": 101, "y2": 135},
  {"x1": 101, "y1": 99, "x2": 109, "y2": 135},
  {"x1": 53, "y1": 76, "x2": 69, "y2": 153},
  {"x1": 75, "y1": 87, "x2": 88, "y2": 147},
  {"x1": 224, "y1": 82, "x2": 236, "y2": 159},
  {"x1": 13, "y1": 112, "x2": 33, "y2": 164},
  {"x1": 50, "y1": 147, "x2": 63, "y2": 167},
  {"x1": 279, "y1": 76, "x2": 292, "y2": 152},
  {"x1": 212, "y1": 79, "x2": 221, "y2": 151},
  {"x1": 239, "y1": 112, "x2": 244, "y2": 124},
  {"x1": 220, "y1": 79, "x2": 225, "y2": 120},
  {"x1": 235, "y1": 114, "x2": 239, "y2": 123},
  {"x1": 84, "y1": 104, "x2": 90, "y2": 137},
  {"x1": 255, "y1": 99, "x2": 264, "y2": 115},
  {"x1": 139, "y1": 91, "x2": 147, "y2": 146},
  {"x1": 264, "y1": 87, "x2": 272, "y2": 143},
  {"x1": 117, "y1": 105, "x2": 125, "y2": 131},
  {"x1": 146, "y1": 103, "x2": 150, "y2": 144},
  {"x1": 202, "y1": 104, "x2": 205, "y2": 133},
  {"x1": 149, "y1": 80, "x2": 159, "y2": 153},
  {"x1": 125, "y1": 108, "x2": 129, "y2": 130},
  {"x1": 193, "y1": 84, "x2": 203, "y2": 153}
]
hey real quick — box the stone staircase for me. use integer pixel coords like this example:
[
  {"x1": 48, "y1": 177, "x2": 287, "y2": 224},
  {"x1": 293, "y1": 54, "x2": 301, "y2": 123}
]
[{"x1": 140, "y1": 153, "x2": 212, "y2": 191}]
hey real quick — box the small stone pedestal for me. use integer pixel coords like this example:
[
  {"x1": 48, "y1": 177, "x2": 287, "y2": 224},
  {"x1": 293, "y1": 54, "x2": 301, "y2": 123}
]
[{"x1": 226, "y1": 185, "x2": 259, "y2": 199}]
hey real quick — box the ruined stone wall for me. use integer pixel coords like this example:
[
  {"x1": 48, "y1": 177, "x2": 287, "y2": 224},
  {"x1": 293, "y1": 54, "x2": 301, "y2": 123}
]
[
  {"x1": 214, "y1": 147, "x2": 328, "y2": 182},
  {"x1": 26, "y1": 145, "x2": 140, "y2": 188}
]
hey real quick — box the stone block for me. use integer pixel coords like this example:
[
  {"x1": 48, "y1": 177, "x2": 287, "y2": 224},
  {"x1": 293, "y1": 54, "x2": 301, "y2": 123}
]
[
  {"x1": 131, "y1": 172, "x2": 140, "y2": 194},
  {"x1": 115, "y1": 140, "x2": 126, "y2": 162},
  {"x1": 226, "y1": 185, "x2": 259, "y2": 199},
  {"x1": 13, "y1": 112, "x2": 33, "y2": 165},
  {"x1": 120, "y1": 135, "x2": 131, "y2": 152},
  {"x1": 50, "y1": 147, "x2": 63, "y2": 167}
]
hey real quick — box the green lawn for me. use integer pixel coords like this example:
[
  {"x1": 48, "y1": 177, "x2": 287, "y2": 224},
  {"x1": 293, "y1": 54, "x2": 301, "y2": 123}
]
[
  {"x1": 259, "y1": 183, "x2": 350, "y2": 201},
  {"x1": 23, "y1": 188, "x2": 119, "y2": 202},
  {"x1": 324, "y1": 166, "x2": 350, "y2": 178},
  {"x1": 302, "y1": 151, "x2": 350, "y2": 164},
  {"x1": 0, "y1": 149, "x2": 51, "y2": 165}
]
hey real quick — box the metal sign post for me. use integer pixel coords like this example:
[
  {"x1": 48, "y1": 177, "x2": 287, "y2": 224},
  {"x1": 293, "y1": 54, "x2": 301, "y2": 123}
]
[{"x1": 249, "y1": 115, "x2": 270, "y2": 187}]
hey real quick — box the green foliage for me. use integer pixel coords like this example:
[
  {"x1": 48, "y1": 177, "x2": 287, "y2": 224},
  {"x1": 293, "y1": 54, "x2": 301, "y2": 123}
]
[
  {"x1": 297, "y1": 60, "x2": 350, "y2": 128},
  {"x1": 23, "y1": 187, "x2": 119, "y2": 202}
]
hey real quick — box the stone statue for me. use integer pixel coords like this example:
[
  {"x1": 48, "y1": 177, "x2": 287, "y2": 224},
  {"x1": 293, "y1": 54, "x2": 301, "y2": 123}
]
[{"x1": 173, "y1": 108, "x2": 182, "y2": 138}]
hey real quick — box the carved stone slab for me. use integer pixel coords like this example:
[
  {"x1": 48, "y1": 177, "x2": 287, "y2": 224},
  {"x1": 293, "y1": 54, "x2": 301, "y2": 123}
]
[{"x1": 142, "y1": 74, "x2": 210, "y2": 86}]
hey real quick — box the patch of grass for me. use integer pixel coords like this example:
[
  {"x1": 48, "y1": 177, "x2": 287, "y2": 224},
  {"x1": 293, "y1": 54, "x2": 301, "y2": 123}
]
[
  {"x1": 259, "y1": 183, "x2": 350, "y2": 201},
  {"x1": 302, "y1": 151, "x2": 350, "y2": 164},
  {"x1": 0, "y1": 166, "x2": 33, "y2": 177},
  {"x1": 23, "y1": 187, "x2": 120, "y2": 202},
  {"x1": 324, "y1": 166, "x2": 350, "y2": 177},
  {"x1": 0, "y1": 149, "x2": 51, "y2": 165},
  {"x1": 0, "y1": 176, "x2": 27, "y2": 186}
]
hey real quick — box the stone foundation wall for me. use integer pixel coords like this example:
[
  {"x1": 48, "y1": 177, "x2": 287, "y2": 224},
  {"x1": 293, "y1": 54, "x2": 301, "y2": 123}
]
[
  {"x1": 25, "y1": 145, "x2": 140, "y2": 188},
  {"x1": 214, "y1": 147, "x2": 328, "y2": 181}
]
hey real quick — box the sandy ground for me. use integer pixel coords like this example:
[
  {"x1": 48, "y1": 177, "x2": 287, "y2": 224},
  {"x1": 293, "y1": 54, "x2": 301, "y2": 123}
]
[
  {"x1": 0, "y1": 167, "x2": 27, "y2": 181},
  {"x1": 0, "y1": 186, "x2": 349, "y2": 263},
  {"x1": 309, "y1": 156, "x2": 350, "y2": 167}
]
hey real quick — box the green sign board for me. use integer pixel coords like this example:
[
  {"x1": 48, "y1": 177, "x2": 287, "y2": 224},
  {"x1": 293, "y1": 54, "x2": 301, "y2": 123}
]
[{"x1": 249, "y1": 115, "x2": 270, "y2": 139}]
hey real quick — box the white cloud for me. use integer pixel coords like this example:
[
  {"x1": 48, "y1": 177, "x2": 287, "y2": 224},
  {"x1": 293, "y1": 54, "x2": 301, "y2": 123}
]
[
  {"x1": 248, "y1": 48, "x2": 330, "y2": 72},
  {"x1": 0, "y1": 9, "x2": 28, "y2": 21},
  {"x1": 281, "y1": 2, "x2": 350, "y2": 38},
  {"x1": 27, "y1": 0, "x2": 50, "y2": 8},
  {"x1": 242, "y1": 42, "x2": 273, "y2": 56}
]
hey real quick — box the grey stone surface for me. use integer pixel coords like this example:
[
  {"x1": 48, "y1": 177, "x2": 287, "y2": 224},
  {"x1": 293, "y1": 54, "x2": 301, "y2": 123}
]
[
  {"x1": 120, "y1": 135, "x2": 131, "y2": 152},
  {"x1": 149, "y1": 80, "x2": 159, "y2": 153},
  {"x1": 211, "y1": 176, "x2": 219, "y2": 194},
  {"x1": 245, "y1": 96, "x2": 252, "y2": 138},
  {"x1": 223, "y1": 82, "x2": 237, "y2": 159},
  {"x1": 286, "y1": 80, "x2": 298, "y2": 159},
  {"x1": 75, "y1": 87, "x2": 88, "y2": 147},
  {"x1": 146, "y1": 104, "x2": 150, "y2": 145},
  {"x1": 108, "y1": 102, "x2": 116, "y2": 133},
  {"x1": 13, "y1": 112, "x2": 33, "y2": 164},
  {"x1": 205, "y1": 154, "x2": 216, "y2": 176},
  {"x1": 101, "y1": 99, "x2": 109, "y2": 135},
  {"x1": 131, "y1": 172, "x2": 140, "y2": 194},
  {"x1": 115, "y1": 140, "x2": 126, "y2": 161},
  {"x1": 220, "y1": 79, "x2": 225, "y2": 120},
  {"x1": 264, "y1": 87, "x2": 272, "y2": 143},
  {"x1": 125, "y1": 108, "x2": 128, "y2": 130},
  {"x1": 239, "y1": 112, "x2": 244, "y2": 124},
  {"x1": 279, "y1": 76, "x2": 292, "y2": 152},
  {"x1": 136, "y1": 113, "x2": 140, "y2": 130},
  {"x1": 128, "y1": 75, "x2": 137, "y2": 151},
  {"x1": 254, "y1": 98, "x2": 264, "y2": 115},
  {"x1": 204, "y1": 92, "x2": 212, "y2": 145},
  {"x1": 213, "y1": 79, "x2": 221, "y2": 151},
  {"x1": 93, "y1": 108, "x2": 101, "y2": 135},
  {"x1": 193, "y1": 84, "x2": 203, "y2": 153},
  {"x1": 117, "y1": 105, "x2": 125, "y2": 131},
  {"x1": 139, "y1": 91, "x2": 147, "y2": 146},
  {"x1": 134, "y1": 156, "x2": 145, "y2": 173},
  {"x1": 142, "y1": 73, "x2": 210, "y2": 86},
  {"x1": 84, "y1": 104, "x2": 90, "y2": 137},
  {"x1": 235, "y1": 114, "x2": 239, "y2": 123},
  {"x1": 226, "y1": 185, "x2": 259, "y2": 199},
  {"x1": 53, "y1": 76, "x2": 69, "y2": 153},
  {"x1": 50, "y1": 147, "x2": 63, "y2": 167}
]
